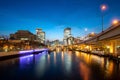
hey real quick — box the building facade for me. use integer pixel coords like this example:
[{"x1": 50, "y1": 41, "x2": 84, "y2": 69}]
[
  {"x1": 63, "y1": 27, "x2": 74, "y2": 46},
  {"x1": 36, "y1": 28, "x2": 45, "y2": 44},
  {"x1": 64, "y1": 28, "x2": 71, "y2": 39},
  {"x1": 10, "y1": 30, "x2": 36, "y2": 41}
]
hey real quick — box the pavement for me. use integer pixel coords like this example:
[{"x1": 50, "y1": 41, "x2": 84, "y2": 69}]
[{"x1": 0, "y1": 51, "x2": 18, "y2": 57}]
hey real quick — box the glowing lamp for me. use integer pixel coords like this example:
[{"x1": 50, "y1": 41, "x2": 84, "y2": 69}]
[
  {"x1": 106, "y1": 46, "x2": 110, "y2": 49},
  {"x1": 101, "y1": 5, "x2": 107, "y2": 11},
  {"x1": 112, "y1": 19, "x2": 119, "y2": 25},
  {"x1": 91, "y1": 32, "x2": 94, "y2": 35}
]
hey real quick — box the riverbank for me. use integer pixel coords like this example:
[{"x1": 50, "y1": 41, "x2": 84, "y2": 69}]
[
  {"x1": 76, "y1": 50, "x2": 120, "y2": 62},
  {"x1": 0, "y1": 51, "x2": 32, "y2": 61},
  {"x1": 0, "y1": 51, "x2": 19, "y2": 57},
  {"x1": 0, "y1": 48, "x2": 49, "y2": 61}
]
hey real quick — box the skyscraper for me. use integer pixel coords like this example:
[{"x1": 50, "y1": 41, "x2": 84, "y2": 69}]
[
  {"x1": 64, "y1": 27, "x2": 71, "y2": 39},
  {"x1": 36, "y1": 28, "x2": 45, "y2": 44},
  {"x1": 63, "y1": 27, "x2": 73, "y2": 46}
]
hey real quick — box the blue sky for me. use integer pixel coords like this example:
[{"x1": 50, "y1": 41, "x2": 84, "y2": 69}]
[{"x1": 0, "y1": 0, "x2": 120, "y2": 41}]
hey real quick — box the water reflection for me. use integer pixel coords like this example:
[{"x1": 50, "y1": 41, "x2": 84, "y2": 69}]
[
  {"x1": 64, "y1": 51, "x2": 72, "y2": 75},
  {"x1": 34, "y1": 52, "x2": 47, "y2": 78},
  {"x1": 53, "y1": 51, "x2": 56, "y2": 65},
  {"x1": 47, "y1": 53, "x2": 50, "y2": 64},
  {"x1": 19, "y1": 54, "x2": 33, "y2": 69},
  {"x1": 0, "y1": 50, "x2": 120, "y2": 80},
  {"x1": 79, "y1": 62, "x2": 90, "y2": 80},
  {"x1": 61, "y1": 51, "x2": 64, "y2": 62},
  {"x1": 75, "y1": 51, "x2": 120, "y2": 80},
  {"x1": 105, "y1": 60, "x2": 114, "y2": 77}
]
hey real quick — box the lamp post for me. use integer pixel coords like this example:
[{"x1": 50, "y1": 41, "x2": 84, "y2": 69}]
[{"x1": 101, "y1": 5, "x2": 107, "y2": 32}]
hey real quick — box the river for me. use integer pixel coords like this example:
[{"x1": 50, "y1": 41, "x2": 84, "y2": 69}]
[{"x1": 0, "y1": 50, "x2": 120, "y2": 80}]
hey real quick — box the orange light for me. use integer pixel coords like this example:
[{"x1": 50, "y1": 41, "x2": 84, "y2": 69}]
[
  {"x1": 112, "y1": 19, "x2": 119, "y2": 25},
  {"x1": 85, "y1": 46, "x2": 89, "y2": 49},
  {"x1": 91, "y1": 32, "x2": 94, "y2": 35},
  {"x1": 101, "y1": 5, "x2": 107, "y2": 11},
  {"x1": 106, "y1": 46, "x2": 110, "y2": 49}
]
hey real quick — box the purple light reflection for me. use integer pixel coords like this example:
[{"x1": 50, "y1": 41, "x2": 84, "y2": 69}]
[
  {"x1": 19, "y1": 50, "x2": 34, "y2": 54},
  {"x1": 34, "y1": 48, "x2": 48, "y2": 52},
  {"x1": 19, "y1": 48, "x2": 48, "y2": 54},
  {"x1": 19, "y1": 49, "x2": 49, "y2": 69},
  {"x1": 20, "y1": 54, "x2": 33, "y2": 59},
  {"x1": 19, "y1": 54, "x2": 34, "y2": 69},
  {"x1": 34, "y1": 51, "x2": 48, "y2": 63}
]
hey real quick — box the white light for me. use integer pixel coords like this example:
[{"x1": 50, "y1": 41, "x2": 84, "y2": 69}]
[{"x1": 85, "y1": 28, "x2": 88, "y2": 31}]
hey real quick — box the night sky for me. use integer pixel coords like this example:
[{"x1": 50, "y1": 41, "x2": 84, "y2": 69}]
[{"x1": 0, "y1": 0, "x2": 120, "y2": 40}]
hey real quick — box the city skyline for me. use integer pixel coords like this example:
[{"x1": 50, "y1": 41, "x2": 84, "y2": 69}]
[
  {"x1": 0, "y1": 0, "x2": 120, "y2": 80},
  {"x1": 0, "y1": 0, "x2": 120, "y2": 40}
]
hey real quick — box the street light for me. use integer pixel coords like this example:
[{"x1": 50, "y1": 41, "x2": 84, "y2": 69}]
[
  {"x1": 112, "y1": 19, "x2": 119, "y2": 25},
  {"x1": 101, "y1": 5, "x2": 107, "y2": 11},
  {"x1": 101, "y1": 4, "x2": 107, "y2": 32}
]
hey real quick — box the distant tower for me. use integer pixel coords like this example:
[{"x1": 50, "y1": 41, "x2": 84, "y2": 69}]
[
  {"x1": 36, "y1": 28, "x2": 45, "y2": 44},
  {"x1": 64, "y1": 27, "x2": 71, "y2": 39},
  {"x1": 36, "y1": 28, "x2": 42, "y2": 40},
  {"x1": 63, "y1": 27, "x2": 71, "y2": 46},
  {"x1": 40, "y1": 31, "x2": 45, "y2": 43}
]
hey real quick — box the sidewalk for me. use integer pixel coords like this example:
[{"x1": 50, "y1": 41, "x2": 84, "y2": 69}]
[
  {"x1": 0, "y1": 49, "x2": 49, "y2": 61},
  {"x1": 77, "y1": 50, "x2": 120, "y2": 61},
  {"x1": 0, "y1": 51, "x2": 32, "y2": 61},
  {"x1": 0, "y1": 51, "x2": 18, "y2": 57}
]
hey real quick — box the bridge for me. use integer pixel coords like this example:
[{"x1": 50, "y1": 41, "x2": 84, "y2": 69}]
[{"x1": 73, "y1": 22, "x2": 120, "y2": 57}]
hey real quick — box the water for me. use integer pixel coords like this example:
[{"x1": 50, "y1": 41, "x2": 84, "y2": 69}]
[{"x1": 0, "y1": 50, "x2": 120, "y2": 80}]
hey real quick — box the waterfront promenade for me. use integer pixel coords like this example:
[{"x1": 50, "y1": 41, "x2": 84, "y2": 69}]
[
  {"x1": 0, "y1": 48, "x2": 48, "y2": 60},
  {"x1": 0, "y1": 51, "x2": 18, "y2": 57}
]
